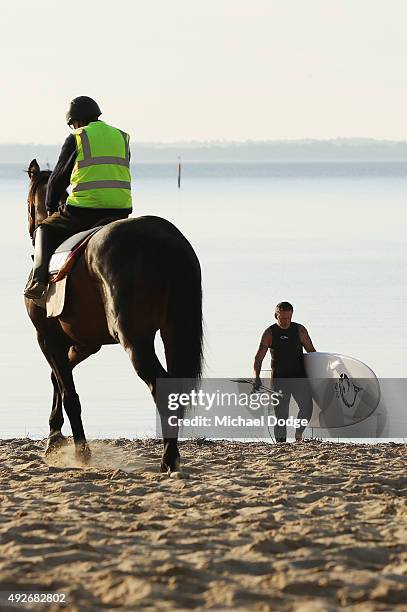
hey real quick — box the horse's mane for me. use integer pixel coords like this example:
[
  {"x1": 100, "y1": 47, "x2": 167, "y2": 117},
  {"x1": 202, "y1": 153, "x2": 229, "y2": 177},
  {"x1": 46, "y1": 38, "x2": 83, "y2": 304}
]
[{"x1": 27, "y1": 170, "x2": 52, "y2": 207}]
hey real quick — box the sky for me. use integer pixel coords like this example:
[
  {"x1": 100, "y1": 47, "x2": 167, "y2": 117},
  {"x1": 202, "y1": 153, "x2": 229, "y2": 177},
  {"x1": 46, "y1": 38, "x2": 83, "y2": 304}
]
[{"x1": 1, "y1": 0, "x2": 407, "y2": 144}]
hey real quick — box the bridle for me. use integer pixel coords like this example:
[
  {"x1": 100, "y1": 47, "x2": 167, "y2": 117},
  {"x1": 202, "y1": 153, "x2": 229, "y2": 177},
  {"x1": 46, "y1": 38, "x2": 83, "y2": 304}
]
[{"x1": 27, "y1": 170, "x2": 51, "y2": 240}]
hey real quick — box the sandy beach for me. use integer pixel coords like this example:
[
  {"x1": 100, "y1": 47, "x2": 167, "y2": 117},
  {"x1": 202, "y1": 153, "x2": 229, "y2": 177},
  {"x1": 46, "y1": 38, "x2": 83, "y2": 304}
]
[{"x1": 0, "y1": 438, "x2": 406, "y2": 610}]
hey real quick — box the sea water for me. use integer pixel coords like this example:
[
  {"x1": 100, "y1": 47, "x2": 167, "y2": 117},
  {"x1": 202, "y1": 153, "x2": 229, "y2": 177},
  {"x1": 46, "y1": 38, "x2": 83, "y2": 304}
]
[{"x1": 1, "y1": 162, "x2": 406, "y2": 438}]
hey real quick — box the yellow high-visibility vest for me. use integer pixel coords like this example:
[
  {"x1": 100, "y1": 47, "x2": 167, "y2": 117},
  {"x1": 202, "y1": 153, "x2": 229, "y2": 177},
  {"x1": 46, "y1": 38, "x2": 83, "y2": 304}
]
[{"x1": 67, "y1": 121, "x2": 132, "y2": 209}]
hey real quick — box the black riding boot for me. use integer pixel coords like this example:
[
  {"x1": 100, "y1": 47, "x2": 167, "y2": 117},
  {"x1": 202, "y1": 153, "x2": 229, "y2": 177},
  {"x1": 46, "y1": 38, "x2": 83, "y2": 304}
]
[{"x1": 24, "y1": 225, "x2": 51, "y2": 300}]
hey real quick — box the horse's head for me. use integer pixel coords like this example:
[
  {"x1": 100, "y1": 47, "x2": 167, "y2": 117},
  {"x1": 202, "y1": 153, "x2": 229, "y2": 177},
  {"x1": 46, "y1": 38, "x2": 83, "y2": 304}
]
[
  {"x1": 26, "y1": 159, "x2": 52, "y2": 239},
  {"x1": 26, "y1": 159, "x2": 69, "y2": 239}
]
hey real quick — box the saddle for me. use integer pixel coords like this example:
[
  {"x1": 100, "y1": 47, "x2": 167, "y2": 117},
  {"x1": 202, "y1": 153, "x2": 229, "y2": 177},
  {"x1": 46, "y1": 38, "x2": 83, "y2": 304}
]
[
  {"x1": 35, "y1": 226, "x2": 103, "y2": 317},
  {"x1": 48, "y1": 226, "x2": 102, "y2": 282}
]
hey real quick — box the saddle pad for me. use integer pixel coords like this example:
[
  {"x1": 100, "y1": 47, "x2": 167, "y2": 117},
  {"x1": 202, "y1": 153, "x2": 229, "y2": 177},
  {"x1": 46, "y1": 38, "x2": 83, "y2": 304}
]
[
  {"x1": 48, "y1": 226, "x2": 103, "y2": 274},
  {"x1": 46, "y1": 277, "x2": 67, "y2": 318}
]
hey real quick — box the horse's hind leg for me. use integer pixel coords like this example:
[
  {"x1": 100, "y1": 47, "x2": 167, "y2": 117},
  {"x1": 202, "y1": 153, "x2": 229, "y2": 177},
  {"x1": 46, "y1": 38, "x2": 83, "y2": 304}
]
[{"x1": 118, "y1": 332, "x2": 181, "y2": 473}]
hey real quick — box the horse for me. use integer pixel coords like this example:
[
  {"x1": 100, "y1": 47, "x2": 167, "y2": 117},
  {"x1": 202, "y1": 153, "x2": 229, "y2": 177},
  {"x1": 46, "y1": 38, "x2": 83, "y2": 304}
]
[{"x1": 24, "y1": 159, "x2": 203, "y2": 473}]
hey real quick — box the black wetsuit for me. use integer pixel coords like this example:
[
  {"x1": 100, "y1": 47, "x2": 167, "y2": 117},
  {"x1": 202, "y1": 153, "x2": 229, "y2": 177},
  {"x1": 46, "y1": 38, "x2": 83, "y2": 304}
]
[
  {"x1": 269, "y1": 322, "x2": 313, "y2": 441},
  {"x1": 270, "y1": 322, "x2": 306, "y2": 378}
]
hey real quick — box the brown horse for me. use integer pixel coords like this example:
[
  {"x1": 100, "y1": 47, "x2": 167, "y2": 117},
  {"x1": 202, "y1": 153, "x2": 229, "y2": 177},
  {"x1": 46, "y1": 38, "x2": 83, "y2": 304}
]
[{"x1": 25, "y1": 160, "x2": 203, "y2": 473}]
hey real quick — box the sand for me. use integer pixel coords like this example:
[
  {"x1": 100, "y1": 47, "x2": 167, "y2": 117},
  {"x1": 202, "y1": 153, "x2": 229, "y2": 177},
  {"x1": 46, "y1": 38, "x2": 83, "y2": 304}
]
[{"x1": 0, "y1": 438, "x2": 406, "y2": 611}]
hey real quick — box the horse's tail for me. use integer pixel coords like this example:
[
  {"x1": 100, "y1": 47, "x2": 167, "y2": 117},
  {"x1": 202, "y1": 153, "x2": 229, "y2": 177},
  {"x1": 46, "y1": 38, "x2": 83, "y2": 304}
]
[{"x1": 163, "y1": 238, "x2": 204, "y2": 381}]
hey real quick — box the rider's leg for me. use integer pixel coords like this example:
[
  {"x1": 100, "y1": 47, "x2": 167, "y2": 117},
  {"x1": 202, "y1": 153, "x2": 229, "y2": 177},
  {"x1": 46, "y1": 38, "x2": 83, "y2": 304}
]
[
  {"x1": 24, "y1": 224, "x2": 52, "y2": 299},
  {"x1": 24, "y1": 210, "x2": 130, "y2": 300}
]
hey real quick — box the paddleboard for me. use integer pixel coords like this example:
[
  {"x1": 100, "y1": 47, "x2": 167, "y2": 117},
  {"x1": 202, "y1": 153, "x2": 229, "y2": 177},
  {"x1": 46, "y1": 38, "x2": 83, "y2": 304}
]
[
  {"x1": 303, "y1": 352, "x2": 381, "y2": 429},
  {"x1": 233, "y1": 352, "x2": 381, "y2": 436}
]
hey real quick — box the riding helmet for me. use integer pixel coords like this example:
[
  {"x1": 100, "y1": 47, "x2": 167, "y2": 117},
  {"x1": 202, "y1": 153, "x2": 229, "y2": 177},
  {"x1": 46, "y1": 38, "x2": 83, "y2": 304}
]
[{"x1": 66, "y1": 96, "x2": 102, "y2": 125}]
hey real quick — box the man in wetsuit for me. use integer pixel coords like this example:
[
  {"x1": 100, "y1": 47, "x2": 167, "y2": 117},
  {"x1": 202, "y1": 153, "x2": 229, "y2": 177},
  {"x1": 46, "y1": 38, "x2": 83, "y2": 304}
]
[
  {"x1": 253, "y1": 301, "x2": 316, "y2": 442},
  {"x1": 24, "y1": 96, "x2": 132, "y2": 299}
]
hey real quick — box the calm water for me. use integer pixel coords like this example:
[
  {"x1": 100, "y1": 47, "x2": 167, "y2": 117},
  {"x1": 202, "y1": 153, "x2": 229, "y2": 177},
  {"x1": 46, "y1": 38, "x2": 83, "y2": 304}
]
[{"x1": 1, "y1": 162, "x2": 406, "y2": 437}]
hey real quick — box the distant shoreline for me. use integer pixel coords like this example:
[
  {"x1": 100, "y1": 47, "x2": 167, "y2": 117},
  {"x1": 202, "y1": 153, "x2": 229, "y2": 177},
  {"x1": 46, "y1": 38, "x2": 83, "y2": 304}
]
[{"x1": 3, "y1": 139, "x2": 407, "y2": 163}]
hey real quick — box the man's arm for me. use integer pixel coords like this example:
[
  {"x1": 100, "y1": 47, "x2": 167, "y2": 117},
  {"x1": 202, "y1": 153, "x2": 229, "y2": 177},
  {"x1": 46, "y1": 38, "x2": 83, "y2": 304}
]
[
  {"x1": 299, "y1": 325, "x2": 316, "y2": 352},
  {"x1": 45, "y1": 134, "x2": 76, "y2": 213},
  {"x1": 253, "y1": 329, "x2": 272, "y2": 383}
]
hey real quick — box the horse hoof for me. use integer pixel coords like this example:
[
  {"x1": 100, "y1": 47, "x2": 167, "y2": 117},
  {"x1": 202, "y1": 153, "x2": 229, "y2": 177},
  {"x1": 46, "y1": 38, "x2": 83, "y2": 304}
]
[
  {"x1": 45, "y1": 432, "x2": 68, "y2": 455},
  {"x1": 75, "y1": 442, "x2": 92, "y2": 465}
]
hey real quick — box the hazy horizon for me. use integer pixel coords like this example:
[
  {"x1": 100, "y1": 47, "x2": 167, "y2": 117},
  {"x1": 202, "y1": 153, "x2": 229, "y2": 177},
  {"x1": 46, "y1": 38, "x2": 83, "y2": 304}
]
[
  {"x1": 3, "y1": 138, "x2": 407, "y2": 164},
  {"x1": 3, "y1": 137, "x2": 407, "y2": 146}
]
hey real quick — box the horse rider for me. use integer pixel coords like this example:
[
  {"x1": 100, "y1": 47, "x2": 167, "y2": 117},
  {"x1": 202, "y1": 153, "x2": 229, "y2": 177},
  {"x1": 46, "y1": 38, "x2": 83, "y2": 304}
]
[
  {"x1": 253, "y1": 301, "x2": 316, "y2": 442},
  {"x1": 24, "y1": 96, "x2": 132, "y2": 300}
]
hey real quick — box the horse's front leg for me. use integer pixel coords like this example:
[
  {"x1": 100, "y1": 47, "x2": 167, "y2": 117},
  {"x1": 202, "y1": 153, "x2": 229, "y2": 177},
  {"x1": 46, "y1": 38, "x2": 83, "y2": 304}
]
[
  {"x1": 37, "y1": 332, "x2": 91, "y2": 464},
  {"x1": 45, "y1": 345, "x2": 100, "y2": 456},
  {"x1": 45, "y1": 371, "x2": 67, "y2": 455}
]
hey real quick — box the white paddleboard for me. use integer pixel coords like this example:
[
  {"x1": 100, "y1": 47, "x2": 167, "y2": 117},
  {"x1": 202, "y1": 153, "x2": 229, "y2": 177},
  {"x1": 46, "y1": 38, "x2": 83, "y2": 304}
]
[
  {"x1": 303, "y1": 352, "x2": 381, "y2": 429},
  {"x1": 231, "y1": 353, "x2": 381, "y2": 438}
]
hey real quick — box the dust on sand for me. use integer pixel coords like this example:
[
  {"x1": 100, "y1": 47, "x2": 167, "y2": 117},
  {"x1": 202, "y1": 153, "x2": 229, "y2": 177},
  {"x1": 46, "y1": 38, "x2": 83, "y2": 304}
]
[{"x1": 0, "y1": 438, "x2": 406, "y2": 611}]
